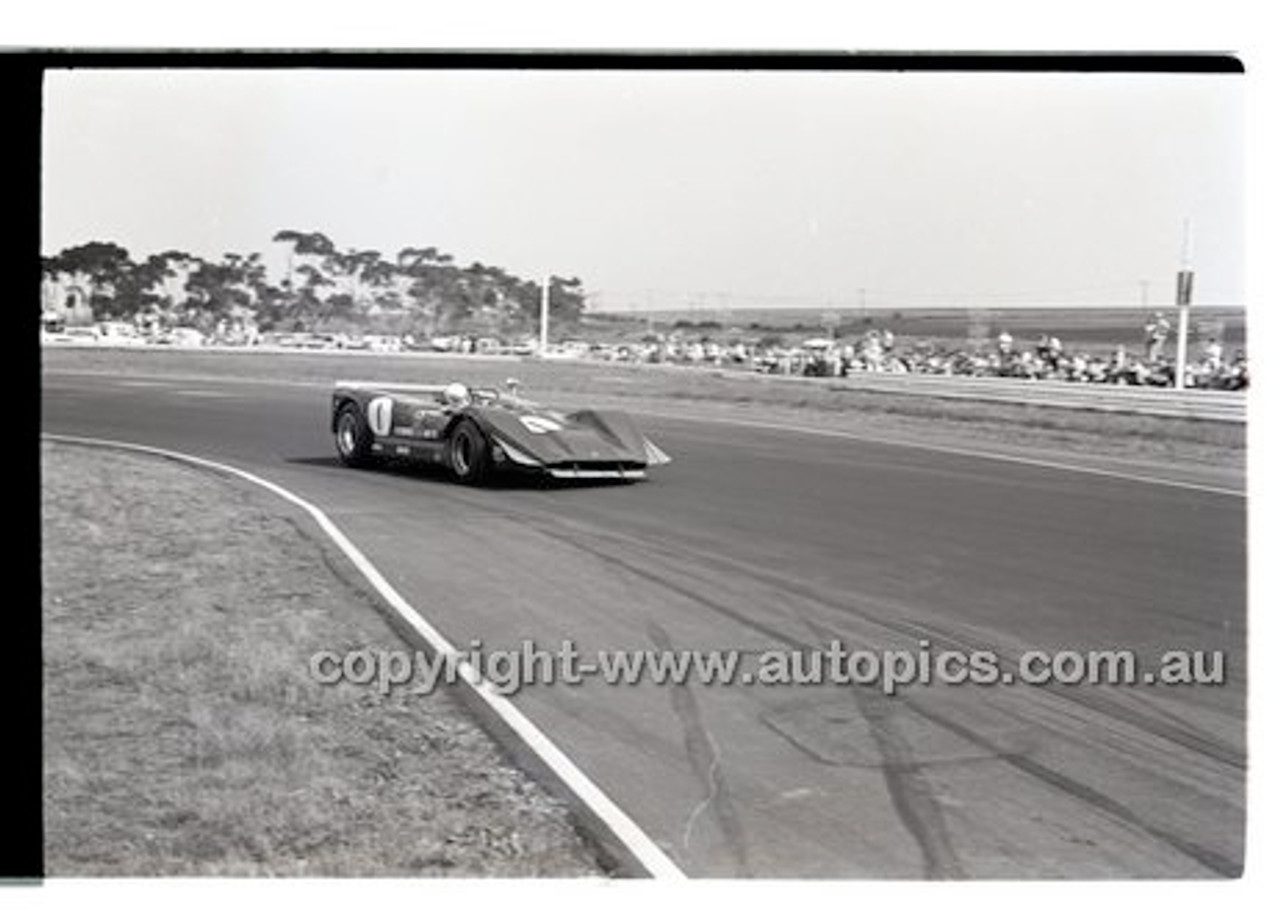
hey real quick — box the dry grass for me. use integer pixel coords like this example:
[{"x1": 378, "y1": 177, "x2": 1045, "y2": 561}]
[{"x1": 42, "y1": 441, "x2": 605, "y2": 876}]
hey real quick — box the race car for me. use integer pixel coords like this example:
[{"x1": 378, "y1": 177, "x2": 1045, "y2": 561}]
[{"x1": 330, "y1": 379, "x2": 671, "y2": 483}]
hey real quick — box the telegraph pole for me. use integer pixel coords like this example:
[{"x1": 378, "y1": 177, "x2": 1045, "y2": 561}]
[
  {"x1": 1174, "y1": 221, "x2": 1194, "y2": 390},
  {"x1": 539, "y1": 274, "x2": 551, "y2": 355}
]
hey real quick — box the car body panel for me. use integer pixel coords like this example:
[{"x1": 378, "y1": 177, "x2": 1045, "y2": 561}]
[{"x1": 331, "y1": 380, "x2": 670, "y2": 480}]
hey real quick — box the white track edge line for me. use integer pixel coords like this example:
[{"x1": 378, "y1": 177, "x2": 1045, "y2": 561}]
[
  {"x1": 634, "y1": 411, "x2": 1247, "y2": 498},
  {"x1": 42, "y1": 433, "x2": 686, "y2": 881}
]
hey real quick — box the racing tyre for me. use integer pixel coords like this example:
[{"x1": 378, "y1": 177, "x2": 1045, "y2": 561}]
[
  {"x1": 335, "y1": 403, "x2": 376, "y2": 468},
  {"x1": 447, "y1": 419, "x2": 491, "y2": 485}
]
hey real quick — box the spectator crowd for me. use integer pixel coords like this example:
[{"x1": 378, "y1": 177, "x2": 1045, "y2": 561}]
[
  {"x1": 44, "y1": 307, "x2": 1248, "y2": 392},
  {"x1": 593, "y1": 313, "x2": 1247, "y2": 391}
]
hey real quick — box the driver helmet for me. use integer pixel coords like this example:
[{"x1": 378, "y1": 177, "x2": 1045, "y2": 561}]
[{"x1": 443, "y1": 382, "x2": 470, "y2": 408}]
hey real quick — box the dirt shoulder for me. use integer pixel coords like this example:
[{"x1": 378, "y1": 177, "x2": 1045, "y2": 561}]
[{"x1": 42, "y1": 440, "x2": 605, "y2": 876}]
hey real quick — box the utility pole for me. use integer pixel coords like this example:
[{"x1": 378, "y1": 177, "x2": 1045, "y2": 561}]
[
  {"x1": 539, "y1": 274, "x2": 551, "y2": 356},
  {"x1": 1174, "y1": 221, "x2": 1194, "y2": 390}
]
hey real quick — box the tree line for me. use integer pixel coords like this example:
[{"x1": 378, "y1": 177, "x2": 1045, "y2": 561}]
[{"x1": 41, "y1": 230, "x2": 586, "y2": 336}]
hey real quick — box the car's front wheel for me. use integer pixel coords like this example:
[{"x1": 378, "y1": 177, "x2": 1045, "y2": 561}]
[
  {"x1": 447, "y1": 419, "x2": 491, "y2": 484},
  {"x1": 335, "y1": 404, "x2": 375, "y2": 468}
]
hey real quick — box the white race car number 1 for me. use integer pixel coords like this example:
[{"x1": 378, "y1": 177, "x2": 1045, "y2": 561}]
[{"x1": 367, "y1": 396, "x2": 394, "y2": 437}]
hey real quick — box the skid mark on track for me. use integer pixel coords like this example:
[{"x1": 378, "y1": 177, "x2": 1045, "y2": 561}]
[
  {"x1": 526, "y1": 519, "x2": 960, "y2": 875},
  {"x1": 538, "y1": 518, "x2": 1244, "y2": 770},
  {"x1": 510, "y1": 509, "x2": 1242, "y2": 767},
  {"x1": 647, "y1": 622, "x2": 753, "y2": 876},
  {"x1": 796, "y1": 619, "x2": 965, "y2": 880},
  {"x1": 512, "y1": 515, "x2": 1241, "y2": 876},
  {"x1": 851, "y1": 692, "x2": 965, "y2": 879},
  {"x1": 907, "y1": 698, "x2": 1244, "y2": 878},
  {"x1": 889, "y1": 615, "x2": 1245, "y2": 770}
]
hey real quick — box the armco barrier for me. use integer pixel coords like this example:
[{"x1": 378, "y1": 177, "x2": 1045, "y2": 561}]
[{"x1": 813, "y1": 371, "x2": 1247, "y2": 422}]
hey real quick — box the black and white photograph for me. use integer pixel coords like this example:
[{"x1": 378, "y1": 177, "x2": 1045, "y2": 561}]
[{"x1": 14, "y1": 26, "x2": 1270, "y2": 916}]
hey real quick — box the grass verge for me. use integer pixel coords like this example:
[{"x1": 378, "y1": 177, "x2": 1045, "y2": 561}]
[{"x1": 42, "y1": 440, "x2": 605, "y2": 876}]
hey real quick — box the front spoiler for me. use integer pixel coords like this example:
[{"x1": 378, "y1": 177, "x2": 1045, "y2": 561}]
[
  {"x1": 544, "y1": 466, "x2": 648, "y2": 480},
  {"x1": 493, "y1": 435, "x2": 664, "y2": 480}
]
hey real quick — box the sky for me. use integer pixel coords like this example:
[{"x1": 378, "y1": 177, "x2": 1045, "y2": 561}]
[{"x1": 42, "y1": 66, "x2": 1244, "y2": 312}]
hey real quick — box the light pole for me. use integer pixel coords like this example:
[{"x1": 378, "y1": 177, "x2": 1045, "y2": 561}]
[
  {"x1": 539, "y1": 274, "x2": 551, "y2": 356},
  {"x1": 1174, "y1": 222, "x2": 1193, "y2": 390}
]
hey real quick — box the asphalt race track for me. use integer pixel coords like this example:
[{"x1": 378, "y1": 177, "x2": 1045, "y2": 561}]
[{"x1": 41, "y1": 368, "x2": 1246, "y2": 878}]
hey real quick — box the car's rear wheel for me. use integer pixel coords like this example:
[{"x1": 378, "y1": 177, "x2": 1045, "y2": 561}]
[
  {"x1": 447, "y1": 419, "x2": 491, "y2": 484},
  {"x1": 335, "y1": 403, "x2": 375, "y2": 467}
]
